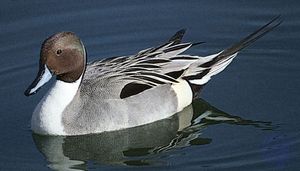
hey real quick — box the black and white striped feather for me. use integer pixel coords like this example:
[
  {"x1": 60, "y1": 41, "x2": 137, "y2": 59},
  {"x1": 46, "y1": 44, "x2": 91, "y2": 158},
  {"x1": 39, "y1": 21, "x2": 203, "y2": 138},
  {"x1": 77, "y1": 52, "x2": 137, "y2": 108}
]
[{"x1": 84, "y1": 16, "x2": 281, "y2": 99}]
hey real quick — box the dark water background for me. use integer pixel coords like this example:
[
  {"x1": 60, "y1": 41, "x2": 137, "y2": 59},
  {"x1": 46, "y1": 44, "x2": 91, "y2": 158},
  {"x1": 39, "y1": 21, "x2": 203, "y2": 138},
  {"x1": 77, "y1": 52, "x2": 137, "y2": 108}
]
[{"x1": 0, "y1": 0, "x2": 300, "y2": 170}]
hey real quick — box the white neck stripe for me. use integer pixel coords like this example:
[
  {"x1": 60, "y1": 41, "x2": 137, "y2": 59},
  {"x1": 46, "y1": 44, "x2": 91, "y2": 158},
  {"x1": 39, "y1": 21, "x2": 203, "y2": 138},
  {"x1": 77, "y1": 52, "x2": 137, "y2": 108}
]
[{"x1": 31, "y1": 75, "x2": 82, "y2": 135}]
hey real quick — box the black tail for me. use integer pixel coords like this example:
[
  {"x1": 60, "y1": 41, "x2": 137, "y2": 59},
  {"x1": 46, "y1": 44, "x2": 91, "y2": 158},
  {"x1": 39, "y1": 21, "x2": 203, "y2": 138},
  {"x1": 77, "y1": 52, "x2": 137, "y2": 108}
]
[
  {"x1": 200, "y1": 15, "x2": 282, "y2": 68},
  {"x1": 190, "y1": 16, "x2": 282, "y2": 98}
]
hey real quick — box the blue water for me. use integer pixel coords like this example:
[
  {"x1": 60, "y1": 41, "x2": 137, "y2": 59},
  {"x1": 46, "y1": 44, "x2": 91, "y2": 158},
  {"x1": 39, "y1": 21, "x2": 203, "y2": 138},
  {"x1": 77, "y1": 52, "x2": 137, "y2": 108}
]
[{"x1": 0, "y1": 0, "x2": 300, "y2": 170}]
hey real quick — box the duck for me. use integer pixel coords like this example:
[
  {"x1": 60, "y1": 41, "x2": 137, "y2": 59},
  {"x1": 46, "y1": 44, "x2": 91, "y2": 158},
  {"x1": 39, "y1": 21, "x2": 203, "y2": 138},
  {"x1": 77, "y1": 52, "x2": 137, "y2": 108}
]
[{"x1": 24, "y1": 16, "x2": 281, "y2": 136}]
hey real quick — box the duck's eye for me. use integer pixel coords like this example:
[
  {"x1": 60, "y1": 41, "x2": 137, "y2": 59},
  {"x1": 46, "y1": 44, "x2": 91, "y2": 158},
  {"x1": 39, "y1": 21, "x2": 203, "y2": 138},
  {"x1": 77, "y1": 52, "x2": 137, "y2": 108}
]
[{"x1": 56, "y1": 49, "x2": 62, "y2": 55}]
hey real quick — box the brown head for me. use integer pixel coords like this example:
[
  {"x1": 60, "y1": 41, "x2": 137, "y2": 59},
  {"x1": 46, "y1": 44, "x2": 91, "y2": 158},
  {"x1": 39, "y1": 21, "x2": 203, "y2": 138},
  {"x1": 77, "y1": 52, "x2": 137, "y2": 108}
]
[{"x1": 24, "y1": 32, "x2": 86, "y2": 96}]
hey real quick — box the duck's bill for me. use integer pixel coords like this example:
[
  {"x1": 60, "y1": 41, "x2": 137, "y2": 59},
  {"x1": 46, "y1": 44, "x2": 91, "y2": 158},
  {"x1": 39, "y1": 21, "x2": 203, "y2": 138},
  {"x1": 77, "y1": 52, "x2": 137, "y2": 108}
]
[{"x1": 24, "y1": 64, "x2": 53, "y2": 96}]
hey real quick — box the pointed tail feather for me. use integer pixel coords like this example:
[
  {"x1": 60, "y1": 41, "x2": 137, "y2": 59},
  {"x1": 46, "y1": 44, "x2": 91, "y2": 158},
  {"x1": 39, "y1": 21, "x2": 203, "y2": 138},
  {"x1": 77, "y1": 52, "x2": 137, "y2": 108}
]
[
  {"x1": 200, "y1": 15, "x2": 282, "y2": 68},
  {"x1": 183, "y1": 16, "x2": 282, "y2": 88}
]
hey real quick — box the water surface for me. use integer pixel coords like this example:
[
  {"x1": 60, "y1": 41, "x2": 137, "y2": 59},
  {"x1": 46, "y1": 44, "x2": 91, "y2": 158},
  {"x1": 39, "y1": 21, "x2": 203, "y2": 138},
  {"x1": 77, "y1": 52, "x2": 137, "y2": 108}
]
[{"x1": 0, "y1": 1, "x2": 299, "y2": 170}]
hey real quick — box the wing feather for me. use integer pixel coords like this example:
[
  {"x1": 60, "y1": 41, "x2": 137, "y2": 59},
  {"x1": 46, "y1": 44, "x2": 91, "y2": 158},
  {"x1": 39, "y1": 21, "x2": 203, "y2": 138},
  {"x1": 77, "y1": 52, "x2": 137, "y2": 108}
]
[{"x1": 84, "y1": 16, "x2": 281, "y2": 99}]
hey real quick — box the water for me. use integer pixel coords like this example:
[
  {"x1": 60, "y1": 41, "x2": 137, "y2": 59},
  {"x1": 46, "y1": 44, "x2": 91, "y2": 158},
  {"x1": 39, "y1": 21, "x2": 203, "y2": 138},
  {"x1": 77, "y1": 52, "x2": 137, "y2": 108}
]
[{"x1": 0, "y1": 0, "x2": 299, "y2": 170}]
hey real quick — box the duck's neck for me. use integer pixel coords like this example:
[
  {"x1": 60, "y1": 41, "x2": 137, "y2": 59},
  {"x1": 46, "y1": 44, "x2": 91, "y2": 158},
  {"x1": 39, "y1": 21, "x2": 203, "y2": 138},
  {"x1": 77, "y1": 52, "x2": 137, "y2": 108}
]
[{"x1": 31, "y1": 75, "x2": 82, "y2": 135}]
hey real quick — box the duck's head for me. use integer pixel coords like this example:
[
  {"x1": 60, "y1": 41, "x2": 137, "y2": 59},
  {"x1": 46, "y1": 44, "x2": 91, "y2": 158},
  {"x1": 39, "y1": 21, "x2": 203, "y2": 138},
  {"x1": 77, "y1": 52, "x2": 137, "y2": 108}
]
[{"x1": 24, "y1": 32, "x2": 86, "y2": 96}]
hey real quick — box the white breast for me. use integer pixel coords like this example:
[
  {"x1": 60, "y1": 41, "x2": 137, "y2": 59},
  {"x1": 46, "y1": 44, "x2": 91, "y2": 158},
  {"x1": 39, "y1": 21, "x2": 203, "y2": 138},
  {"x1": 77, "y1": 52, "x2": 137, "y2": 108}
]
[{"x1": 31, "y1": 77, "x2": 81, "y2": 135}]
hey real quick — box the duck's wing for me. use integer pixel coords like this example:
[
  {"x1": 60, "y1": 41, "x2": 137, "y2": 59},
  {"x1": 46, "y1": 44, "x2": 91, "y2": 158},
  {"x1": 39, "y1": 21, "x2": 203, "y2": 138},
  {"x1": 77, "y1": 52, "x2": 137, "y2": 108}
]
[
  {"x1": 85, "y1": 16, "x2": 281, "y2": 99},
  {"x1": 84, "y1": 31, "x2": 196, "y2": 97},
  {"x1": 85, "y1": 28, "x2": 187, "y2": 76}
]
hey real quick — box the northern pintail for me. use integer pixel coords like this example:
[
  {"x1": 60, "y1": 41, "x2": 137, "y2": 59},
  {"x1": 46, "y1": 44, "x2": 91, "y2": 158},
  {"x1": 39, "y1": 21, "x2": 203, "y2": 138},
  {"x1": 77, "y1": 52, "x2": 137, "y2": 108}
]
[{"x1": 24, "y1": 16, "x2": 281, "y2": 135}]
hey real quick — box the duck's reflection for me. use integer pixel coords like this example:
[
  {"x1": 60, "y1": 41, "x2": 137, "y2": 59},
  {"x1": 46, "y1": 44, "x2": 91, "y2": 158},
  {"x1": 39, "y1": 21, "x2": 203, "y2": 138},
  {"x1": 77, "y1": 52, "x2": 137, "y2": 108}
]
[{"x1": 32, "y1": 99, "x2": 273, "y2": 170}]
